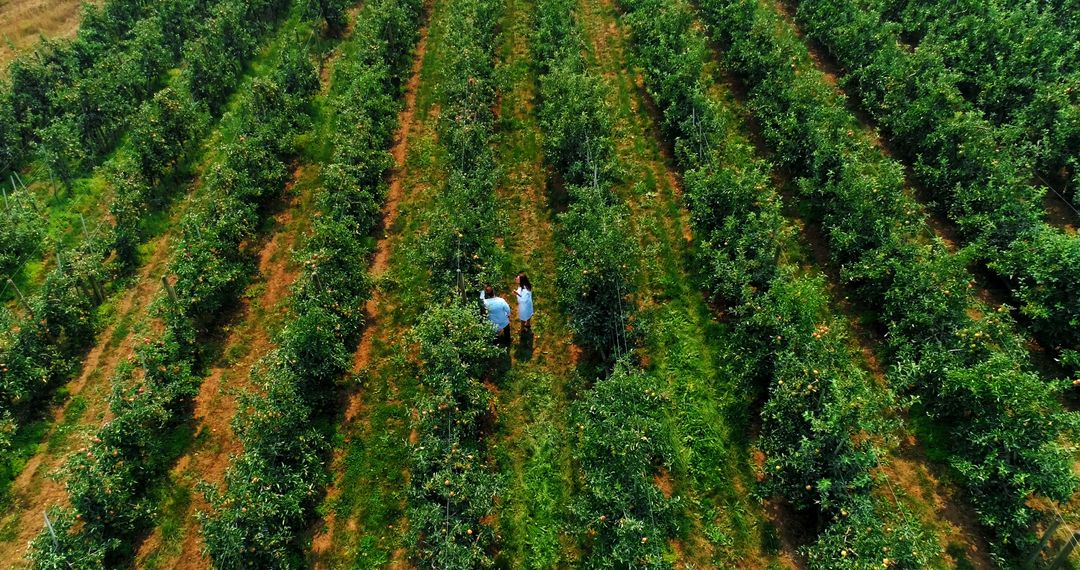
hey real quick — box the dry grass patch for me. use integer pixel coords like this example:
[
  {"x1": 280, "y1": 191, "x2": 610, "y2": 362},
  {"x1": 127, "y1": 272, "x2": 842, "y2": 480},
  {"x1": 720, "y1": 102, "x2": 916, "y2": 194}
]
[{"x1": 0, "y1": 0, "x2": 99, "y2": 69}]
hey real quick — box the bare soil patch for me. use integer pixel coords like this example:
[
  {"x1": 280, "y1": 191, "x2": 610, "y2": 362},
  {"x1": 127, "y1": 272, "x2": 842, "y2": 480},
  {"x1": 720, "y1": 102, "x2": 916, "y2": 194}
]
[
  {"x1": 1043, "y1": 183, "x2": 1078, "y2": 233},
  {"x1": 882, "y1": 440, "x2": 994, "y2": 570},
  {"x1": 133, "y1": 172, "x2": 305, "y2": 569}
]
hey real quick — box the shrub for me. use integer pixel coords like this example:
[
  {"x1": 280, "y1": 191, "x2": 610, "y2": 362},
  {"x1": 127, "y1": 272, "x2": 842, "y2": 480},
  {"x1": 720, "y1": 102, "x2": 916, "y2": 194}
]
[
  {"x1": 556, "y1": 185, "x2": 638, "y2": 360},
  {"x1": 409, "y1": 303, "x2": 503, "y2": 568},
  {"x1": 572, "y1": 363, "x2": 677, "y2": 568}
]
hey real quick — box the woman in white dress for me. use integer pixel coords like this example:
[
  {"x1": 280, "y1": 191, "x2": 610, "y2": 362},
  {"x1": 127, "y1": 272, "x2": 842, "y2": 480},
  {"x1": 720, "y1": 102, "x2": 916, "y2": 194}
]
[{"x1": 515, "y1": 272, "x2": 534, "y2": 333}]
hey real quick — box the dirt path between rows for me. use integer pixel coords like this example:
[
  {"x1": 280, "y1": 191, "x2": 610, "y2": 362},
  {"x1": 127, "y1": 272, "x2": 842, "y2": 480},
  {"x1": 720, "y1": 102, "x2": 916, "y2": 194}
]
[
  {"x1": 484, "y1": 0, "x2": 582, "y2": 564},
  {"x1": 346, "y1": 5, "x2": 430, "y2": 385},
  {"x1": 308, "y1": 12, "x2": 430, "y2": 567},
  {"x1": 133, "y1": 171, "x2": 308, "y2": 569},
  {"x1": 0, "y1": 229, "x2": 174, "y2": 567}
]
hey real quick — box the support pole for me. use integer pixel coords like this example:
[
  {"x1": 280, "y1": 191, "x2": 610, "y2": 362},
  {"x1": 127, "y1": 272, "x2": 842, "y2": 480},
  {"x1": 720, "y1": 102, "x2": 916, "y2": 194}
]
[
  {"x1": 42, "y1": 510, "x2": 58, "y2": 550},
  {"x1": 8, "y1": 279, "x2": 32, "y2": 317},
  {"x1": 86, "y1": 276, "x2": 104, "y2": 304},
  {"x1": 162, "y1": 275, "x2": 178, "y2": 303},
  {"x1": 1028, "y1": 518, "x2": 1063, "y2": 567},
  {"x1": 1049, "y1": 530, "x2": 1080, "y2": 570}
]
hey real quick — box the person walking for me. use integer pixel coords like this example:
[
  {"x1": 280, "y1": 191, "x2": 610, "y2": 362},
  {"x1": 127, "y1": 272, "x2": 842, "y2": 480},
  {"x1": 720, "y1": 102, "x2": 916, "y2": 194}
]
[
  {"x1": 481, "y1": 284, "x2": 512, "y2": 346},
  {"x1": 515, "y1": 272, "x2": 533, "y2": 334}
]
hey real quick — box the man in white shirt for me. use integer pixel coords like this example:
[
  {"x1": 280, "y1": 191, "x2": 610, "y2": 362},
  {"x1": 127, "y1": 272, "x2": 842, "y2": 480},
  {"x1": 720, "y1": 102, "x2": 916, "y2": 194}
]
[{"x1": 481, "y1": 284, "x2": 511, "y2": 346}]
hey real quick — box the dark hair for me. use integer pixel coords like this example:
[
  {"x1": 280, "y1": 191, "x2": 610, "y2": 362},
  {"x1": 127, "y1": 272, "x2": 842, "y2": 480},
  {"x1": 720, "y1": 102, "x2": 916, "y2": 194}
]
[
  {"x1": 518, "y1": 273, "x2": 532, "y2": 291},
  {"x1": 484, "y1": 284, "x2": 494, "y2": 298}
]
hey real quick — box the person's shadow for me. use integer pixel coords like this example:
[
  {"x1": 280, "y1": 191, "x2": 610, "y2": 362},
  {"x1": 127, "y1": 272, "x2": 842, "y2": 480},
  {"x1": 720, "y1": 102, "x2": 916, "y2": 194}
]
[{"x1": 514, "y1": 328, "x2": 534, "y2": 362}]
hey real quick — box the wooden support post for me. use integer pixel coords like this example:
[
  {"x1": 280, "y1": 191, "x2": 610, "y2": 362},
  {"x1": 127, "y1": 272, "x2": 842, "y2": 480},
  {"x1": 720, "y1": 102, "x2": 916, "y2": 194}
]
[
  {"x1": 8, "y1": 279, "x2": 32, "y2": 317},
  {"x1": 1028, "y1": 518, "x2": 1063, "y2": 567},
  {"x1": 162, "y1": 276, "x2": 178, "y2": 303},
  {"x1": 14, "y1": 171, "x2": 26, "y2": 191},
  {"x1": 83, "y1": 282, "x2": 98, "y2": 304},
  {"x1": 1, "y1": 182, "x2": 8, "y2": 211},
  {"x1": 55, "y1": 251, "x2": 63, "y2": 275},
  {"x1": 85, "y1": 276, "x2": 104, "y2": 304},
  {"x1": 1049, "y1": 530, "x2": 1080, "y2": 570},
  {"x1": 80, "y1": 214, "x2": 89, "y2": 240}
]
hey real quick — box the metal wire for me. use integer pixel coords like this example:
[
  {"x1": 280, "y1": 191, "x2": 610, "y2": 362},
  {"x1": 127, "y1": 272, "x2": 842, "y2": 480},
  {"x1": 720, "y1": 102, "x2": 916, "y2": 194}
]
[{"x1": 1037, "y1": 172, "x2": 1080, "y2": 221}]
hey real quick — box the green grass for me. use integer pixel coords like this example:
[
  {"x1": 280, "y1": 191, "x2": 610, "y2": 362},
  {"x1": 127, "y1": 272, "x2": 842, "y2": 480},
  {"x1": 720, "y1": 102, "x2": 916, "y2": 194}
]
[
  {"x1": 45, "y1": 395, "x2": 86, "y2": 453},
  {"x1": 485, "y1": 0, "x2": 584, "y2": 565},
  {"x1": 327, "y1": 362, "x2": 414, "y2": 568},
  {"x1": 140, "y1": 477, "x2": 193, "y2": 570},
  {"x1": 491, "y1": 370, "x2": 577, "y2": 569},
  {"x1": 574, "y1": 0, "x2": 784, "y2": 563},
  {"x1": 314, "y1": 2, "x2": 492, "y2": 566},
  {"x1": 0, "y1": 418, "x2": 49, "y2": 505},
  {"x1": 107, "y1": 310, "x2": 135, "y2": 350}
]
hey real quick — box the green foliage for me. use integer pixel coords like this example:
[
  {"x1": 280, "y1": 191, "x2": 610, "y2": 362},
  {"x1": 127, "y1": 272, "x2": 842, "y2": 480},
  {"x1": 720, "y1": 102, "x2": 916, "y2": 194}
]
[
  {"x1": 618, "y1": 0, "x2": 943, "y2": 562},
  {"x1": 129, "y1": 87, "x2": 207, "y2": 186},
  {"x1": 397, "y1": 0, "x2": 509, "y2": 566},
  {"x1": 751, "y1": 277, "x2": 887, "y2": 508},
  {"x1": 533, "y1": 2, "x2": 681, "y2": 566},
  {"x1": 36, "y1": 116, "x2": 86, "y2": 191},
  {"x1": 992, "y1": 226, "x2": 1080, "y2": 348},
  {"x1": 2, "y1": 0, "x2": 252, "y2": 179},
  {"x1": 804, "y1": 497, "x2": 940, "y2": 569},
  {"x1": 412, "y1": 0, "x2": 506, "y2": 297},
  {"x1": 26, "y1": 507, "x2": 113, "y2": 569},
  {"x1": 0, "y1": 189, "x2": 45, "y2": 277},
  {"x1": 3, "y1": 0, "x2": 154, "y2": 173},
  {"x1": 795, "y1": 0, "x2": 1080, "y2": 365},
  {"x1": 1, "y1": 0, "x2": 297, "y2": 503},
  {"x1": 0, "y1": 243, "x2": 107, "y2": 413},
  {"x1": 181, "y1": 0, "x2": 291, "y2": 115},
  {"x1": 889, "y1": 0, "x2": 1080, "y2": 182},
  {"x1": 0, "y1": 410, "x2": 13, "y2": 452},
  {"x1": 28, "y1": 22, "x2": 326, "y2": 566},
  {"x1": 199, "y1": 340, "x2": 332, "y2": 567},
  {"x1": 556, "y1": 185, "x2": 638, "y2": 360},
  {"x1": 534, "y1": 0, "x2": 637, "y2": 362},
  {"x1": 935, "y1": 354, "x2": 1076, "y2": 540},
  {"x1": 683, "y1": 164, "x2": 785, "y2": 310},
  {"x1": 305, "y1": 0, "x2": 352, "y2": 35},
  {"x1": 409, "y1": 303, "x2": 503, "y2": 568},
  {"x1": 538, "y1": 56, "x2": 618, "y2": 189},
  {"x1": 696, "y1": 0, "x2": 1078, "y2": 554},
  {"x1": 572, "y1": 363, "x2": 677, "y2": 568}
]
